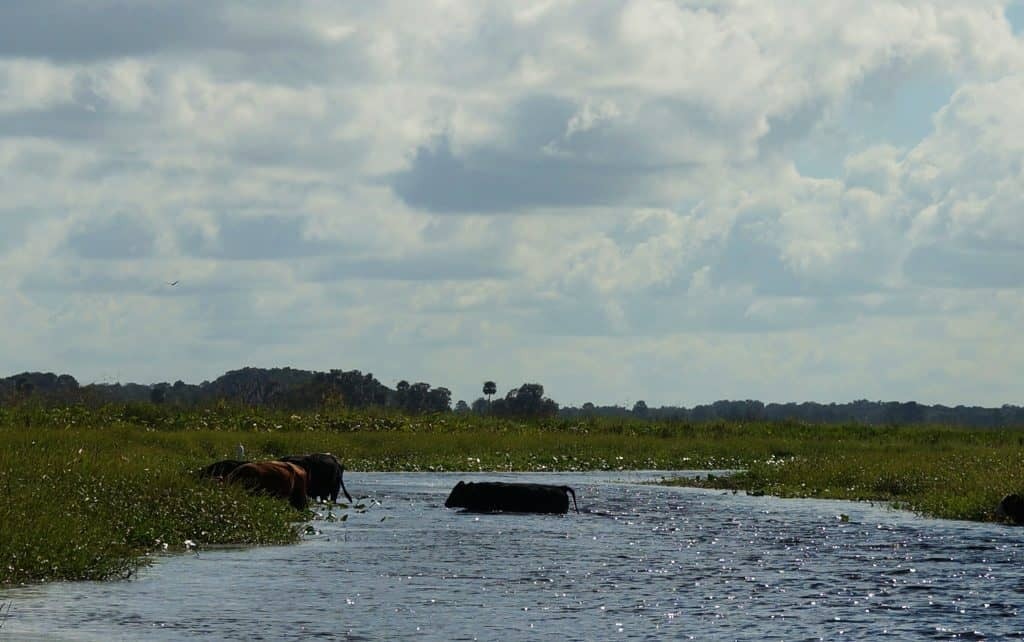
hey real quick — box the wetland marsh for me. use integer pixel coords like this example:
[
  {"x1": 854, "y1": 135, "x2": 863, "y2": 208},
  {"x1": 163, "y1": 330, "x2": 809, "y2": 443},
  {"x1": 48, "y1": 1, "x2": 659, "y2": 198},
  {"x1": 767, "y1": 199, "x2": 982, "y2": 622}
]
[
  {"x1": 3, "y1": 471, "x2": 1023, "y2": 640},
  {"x1": 2, "y1": 403, "x2": 1023, "y2": 588}
]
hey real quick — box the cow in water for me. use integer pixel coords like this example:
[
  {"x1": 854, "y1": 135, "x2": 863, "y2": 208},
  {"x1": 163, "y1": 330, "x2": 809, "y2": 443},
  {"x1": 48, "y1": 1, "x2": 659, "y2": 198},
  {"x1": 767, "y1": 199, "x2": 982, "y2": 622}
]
[
  {"x1": 444, "y1": 481, "x2": 579, "y2": 514},
  {"x1": 226, "y1": 461, "x2": 309, "y2": 510},
  {"x1": 280, "y1": 453, "x2": 353, "y2": 504}
]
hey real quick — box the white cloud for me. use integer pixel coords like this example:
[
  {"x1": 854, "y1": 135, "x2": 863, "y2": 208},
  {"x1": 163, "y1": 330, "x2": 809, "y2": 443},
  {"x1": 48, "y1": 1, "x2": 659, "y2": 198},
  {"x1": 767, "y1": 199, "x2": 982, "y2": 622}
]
[
  {"x1": 1, "y1": 1, "x2": 1022, "y2": 407},
  {"x1": 0, "y1": 59, "x2": 75, "y2": 113}
]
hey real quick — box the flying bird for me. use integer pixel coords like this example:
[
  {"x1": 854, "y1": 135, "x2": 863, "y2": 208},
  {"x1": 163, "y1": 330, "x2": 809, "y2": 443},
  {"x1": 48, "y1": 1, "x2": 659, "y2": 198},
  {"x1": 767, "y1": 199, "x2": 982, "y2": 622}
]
[{"x1": 166, "y1": 280, "x2": 179, "y2": 286}]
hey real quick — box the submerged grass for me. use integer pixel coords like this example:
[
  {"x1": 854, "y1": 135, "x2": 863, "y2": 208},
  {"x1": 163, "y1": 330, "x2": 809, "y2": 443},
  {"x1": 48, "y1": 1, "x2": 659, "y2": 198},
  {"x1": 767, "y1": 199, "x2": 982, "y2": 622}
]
[{"x1": 2, "y1": 402, "x2": 1023, "y2": 585}]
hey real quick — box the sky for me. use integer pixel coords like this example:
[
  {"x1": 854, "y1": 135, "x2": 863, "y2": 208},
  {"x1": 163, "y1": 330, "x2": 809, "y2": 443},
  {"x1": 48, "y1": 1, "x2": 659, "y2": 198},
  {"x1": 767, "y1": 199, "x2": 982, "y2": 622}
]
[{"x1": 2, "y1": 1, "x2": 1024, "y2": 408}]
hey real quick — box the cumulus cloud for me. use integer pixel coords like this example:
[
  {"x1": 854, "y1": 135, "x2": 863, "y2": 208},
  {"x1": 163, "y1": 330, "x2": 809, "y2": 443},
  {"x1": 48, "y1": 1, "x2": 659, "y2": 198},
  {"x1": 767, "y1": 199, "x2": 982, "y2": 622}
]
[
  {"x1": 1, "y1": 0, "x2": 1023, "y2": 406},
  {"x1": 65, "y1": 213, "x2": 158, "y2": 260}
]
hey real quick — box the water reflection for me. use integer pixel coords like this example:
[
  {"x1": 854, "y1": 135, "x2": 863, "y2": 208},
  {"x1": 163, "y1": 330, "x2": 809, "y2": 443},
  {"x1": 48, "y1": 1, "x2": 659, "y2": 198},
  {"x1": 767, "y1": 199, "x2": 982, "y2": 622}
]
[{"x1": 2, "y1": 471, "x2": 1023, "y2": 640}]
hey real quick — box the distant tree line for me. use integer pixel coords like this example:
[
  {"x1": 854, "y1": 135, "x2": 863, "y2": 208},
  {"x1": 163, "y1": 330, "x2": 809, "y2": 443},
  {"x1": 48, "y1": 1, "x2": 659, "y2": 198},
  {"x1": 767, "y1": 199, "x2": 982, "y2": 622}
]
[
  {"x1": 0, "y1": 368, "x2": 452, "y2": 414},
  {"x1": 560, "y1": 398, "x2": 1024, "y2": 428},
  {"x1": 3, "y1": 369, "x2": 1023, "y2": 427}
]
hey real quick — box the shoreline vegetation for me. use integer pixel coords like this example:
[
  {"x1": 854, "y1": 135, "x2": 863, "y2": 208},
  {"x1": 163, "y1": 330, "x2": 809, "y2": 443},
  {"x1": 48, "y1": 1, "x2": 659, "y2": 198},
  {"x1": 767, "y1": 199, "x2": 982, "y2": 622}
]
[{"x1": 2, "y1": 402, "x2": 1023, "y2": 585}]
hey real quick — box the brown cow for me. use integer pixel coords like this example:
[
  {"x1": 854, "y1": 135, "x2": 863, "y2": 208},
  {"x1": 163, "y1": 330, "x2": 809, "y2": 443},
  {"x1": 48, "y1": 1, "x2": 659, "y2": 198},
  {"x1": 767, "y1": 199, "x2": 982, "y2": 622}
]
[{"x1": 226, "y1": 461, "x2": 309, "y2": 510}]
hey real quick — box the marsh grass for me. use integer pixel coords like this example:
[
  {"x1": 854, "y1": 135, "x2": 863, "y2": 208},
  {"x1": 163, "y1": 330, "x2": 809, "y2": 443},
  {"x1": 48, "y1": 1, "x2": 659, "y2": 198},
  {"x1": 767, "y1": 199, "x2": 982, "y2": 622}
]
[
  {"x1": 662, "y1": 425, "x2": 1024, "y2": 522},
  {"x1": 3, "y1": 402, "x2": 1023, "y2": 584},
  {"x1": 0, "y1": 424, "x2": 300, "y2": 584}
]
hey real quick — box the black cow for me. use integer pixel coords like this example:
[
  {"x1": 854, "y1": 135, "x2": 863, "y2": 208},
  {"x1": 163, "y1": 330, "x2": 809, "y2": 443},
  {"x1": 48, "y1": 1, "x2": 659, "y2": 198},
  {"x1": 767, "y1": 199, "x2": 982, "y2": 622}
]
[
  {"x1": 198, "y1": 459, "x2": 248, "y2": 480},
  {"x1": 996, "y1": 493, "x2": 1024, "y2": 524},
  {"x1": 444, "y1": 481, "x2": 579, "y2": 514},
  {"x1": 280, "y1": 453, "x2": 353, "y2": 504}
]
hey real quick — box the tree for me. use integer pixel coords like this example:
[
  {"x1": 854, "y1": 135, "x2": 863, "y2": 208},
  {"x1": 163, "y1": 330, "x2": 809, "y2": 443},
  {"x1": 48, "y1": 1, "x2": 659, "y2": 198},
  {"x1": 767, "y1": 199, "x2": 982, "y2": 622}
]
[
  {"x1": 632, "y1": 400, "x2": 649, "y2": 417},
  {"x1": 428, "y1": 387, "x2": 452, "y2": 413},
  {"x1": 409, "y1": 382, "x2": 431, "y2": 412},
  {"x1": 394, "y1": 380, "x2": 410, "y2": 409},
  {"x1": 494, "y1": 383, "x2": 559, "y2": 418},
  {"x1": 483, "y1": 381, "x2": 496, "y2": 405},
  {"x1": 14, "y1": 377, "x2": 33, "y2": 396}
]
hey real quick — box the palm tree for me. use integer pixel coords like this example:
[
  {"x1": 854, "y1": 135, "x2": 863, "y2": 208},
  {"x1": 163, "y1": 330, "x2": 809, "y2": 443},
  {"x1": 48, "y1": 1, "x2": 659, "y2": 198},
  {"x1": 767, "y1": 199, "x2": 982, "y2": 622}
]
[{"x1": 483, "y1": 381, "x2": 497, "y2": 408}]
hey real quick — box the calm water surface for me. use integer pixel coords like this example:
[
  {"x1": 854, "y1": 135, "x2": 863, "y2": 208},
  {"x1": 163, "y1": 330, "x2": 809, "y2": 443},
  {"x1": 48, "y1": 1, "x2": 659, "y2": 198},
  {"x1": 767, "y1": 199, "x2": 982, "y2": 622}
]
[{"x1": 2, "y1": 471, "x2": 1023, "y2": 640}]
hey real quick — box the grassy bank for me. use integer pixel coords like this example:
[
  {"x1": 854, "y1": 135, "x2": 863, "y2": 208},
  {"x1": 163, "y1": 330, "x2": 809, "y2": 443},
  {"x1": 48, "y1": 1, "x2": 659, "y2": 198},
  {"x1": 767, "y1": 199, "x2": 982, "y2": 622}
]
[
  {"x1": 659, "y1": 422, "x2": 1024, "y2": 522},
  {"x1": 0, "y1": 423, "x2": 302, "y2": 585},
  {"x1": 3, "y1": 402, "x2": 1024, "y2": 585}
]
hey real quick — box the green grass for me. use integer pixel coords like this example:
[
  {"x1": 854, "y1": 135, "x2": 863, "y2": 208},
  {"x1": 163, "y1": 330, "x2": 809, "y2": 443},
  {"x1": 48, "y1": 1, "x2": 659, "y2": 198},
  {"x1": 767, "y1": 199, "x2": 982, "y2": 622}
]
[
  {"x1": 0, "y1": 423, "x2": 301, "y2": 585},
  {"x1": 659, "y1": 423, "x2": 1024, "y2": 522},
  {"x1": 3, "y1": 402, "x2": 1024, "y2": 585}
]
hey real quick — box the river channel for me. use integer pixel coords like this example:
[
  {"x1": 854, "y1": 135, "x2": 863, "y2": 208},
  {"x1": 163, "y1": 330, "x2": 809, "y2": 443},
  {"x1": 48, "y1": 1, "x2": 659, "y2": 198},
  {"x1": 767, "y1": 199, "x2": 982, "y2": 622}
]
[{"x1": 1, "y1": 471, "x2": 1022, "y2": 640}]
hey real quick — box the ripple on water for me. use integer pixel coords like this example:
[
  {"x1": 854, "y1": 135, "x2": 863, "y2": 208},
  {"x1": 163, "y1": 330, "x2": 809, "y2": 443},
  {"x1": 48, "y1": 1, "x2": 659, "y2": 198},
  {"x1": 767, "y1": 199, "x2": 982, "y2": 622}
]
[{"x1": 3, "y1": 472, "x2": 1024, "y2": 640}]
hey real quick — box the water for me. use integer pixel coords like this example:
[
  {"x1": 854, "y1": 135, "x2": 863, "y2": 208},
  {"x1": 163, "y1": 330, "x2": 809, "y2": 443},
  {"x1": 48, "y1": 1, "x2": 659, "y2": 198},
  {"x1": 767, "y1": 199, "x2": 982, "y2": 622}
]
[{"x1": 2, "y1": 471, "x2": 1023, "y2": 641}]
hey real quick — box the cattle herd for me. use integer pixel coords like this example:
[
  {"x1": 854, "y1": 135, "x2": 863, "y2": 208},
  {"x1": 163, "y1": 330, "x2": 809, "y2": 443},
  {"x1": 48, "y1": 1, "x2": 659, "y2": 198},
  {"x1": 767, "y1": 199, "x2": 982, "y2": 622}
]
[
  {"x1": 201, "y1": 453, "x2": 1024, "y2": 523},
  {"x1": 198, "y1": 453, "x2": 581, "y2": 514},
  {"x1": 200, "y1": 453, "x2": 1024, "y2": 526}
]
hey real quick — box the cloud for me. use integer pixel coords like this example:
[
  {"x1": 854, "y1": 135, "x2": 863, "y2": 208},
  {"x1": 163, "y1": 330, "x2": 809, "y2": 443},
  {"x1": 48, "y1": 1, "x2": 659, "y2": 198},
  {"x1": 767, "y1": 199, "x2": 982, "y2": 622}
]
[
  {"x1": 0, "y1": 1, "x2": 219, "y2": 61},
  {"x1": 2, "y1": 1, "x2": 1024, "y2": 407},
  {"x1": 183, "y1": 215, "x2": 343, "y2": 261},
  {"x1": 905, "y1": 242, "x2": 1024, "y2": 289},
  {"x1": 0, "y1": 209, "x2": 42, "y2": 252},
  {"x1": 0, "y1": 2, "x2": 339, "y2": 67},
  {"x1": 312, "y1": 252, "x2": 511, "y2": 282},
  {"x1": 390, "y1": 106, "x2": 657, "y2": 213},
  {"x1": 65, "y1": 213, "x2": 157, "y2": 260}
]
